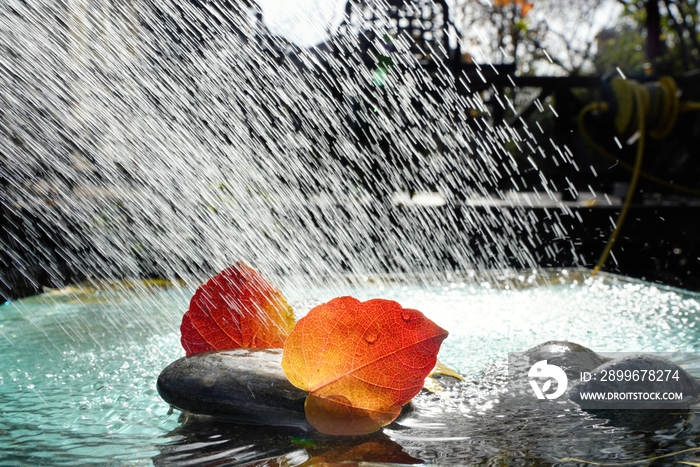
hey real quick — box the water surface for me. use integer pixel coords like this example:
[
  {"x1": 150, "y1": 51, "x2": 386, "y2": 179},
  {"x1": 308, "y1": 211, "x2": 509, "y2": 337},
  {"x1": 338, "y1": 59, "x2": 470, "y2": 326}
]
[{"x1": 1, "y1": 270, "x2": 700, "y2": 466}]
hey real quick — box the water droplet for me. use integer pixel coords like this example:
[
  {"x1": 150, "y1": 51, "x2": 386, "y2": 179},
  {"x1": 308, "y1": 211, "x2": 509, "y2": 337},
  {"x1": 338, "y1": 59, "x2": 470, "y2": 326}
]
[
  {"x1": 401, "y1": 311, "x2": 412, "y2": 322},
  {"x1": 364, "y1": 331, "x2": 378, "y2": 344}
]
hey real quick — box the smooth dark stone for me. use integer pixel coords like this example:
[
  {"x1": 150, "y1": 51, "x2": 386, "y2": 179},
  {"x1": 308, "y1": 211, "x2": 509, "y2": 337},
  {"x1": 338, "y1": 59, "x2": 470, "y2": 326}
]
[
  {"x1": 570, "y1": 354, "x2": 700, "y2": 410},
  {"x1": 516, "y1": 342, "x2": 700, "y2": 432},
  {"x1": 157, "y1": 342, "x2": 700, "y2": 434},
  {"x1": 523, "y1": 340, "x2": 608, "y2": 381},
  {"x1": 157, "y1": 348, "x2": 309, "y2": 427},
  {"x1": 508, "y1": 341, "x2": 607, "y2": 401}
]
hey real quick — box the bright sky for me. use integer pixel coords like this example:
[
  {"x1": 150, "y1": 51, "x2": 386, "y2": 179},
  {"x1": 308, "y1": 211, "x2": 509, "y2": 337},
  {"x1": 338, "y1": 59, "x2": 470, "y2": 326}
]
[
  {"x1": 257, "y1": 0, "x2": 624, "y2": 72},
  {"x1": 256, "y1": 0, "x2": 347, "y2": 47}
]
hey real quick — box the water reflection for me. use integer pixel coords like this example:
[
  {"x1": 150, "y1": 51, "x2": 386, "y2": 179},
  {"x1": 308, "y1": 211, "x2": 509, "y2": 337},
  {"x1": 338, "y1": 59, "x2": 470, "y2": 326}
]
[
  {"x1": 154, "y1": 382, "x2": 700, "y2": 466},
  {"x1": 154, "y1": 352, "x2": 700, "y2": 467},
  {"x1": 155, "y1": 414, "x2": 421, "y2": 466},
  {"x1": 3, "y1": 272, "x2": 700, "y2": 465}
]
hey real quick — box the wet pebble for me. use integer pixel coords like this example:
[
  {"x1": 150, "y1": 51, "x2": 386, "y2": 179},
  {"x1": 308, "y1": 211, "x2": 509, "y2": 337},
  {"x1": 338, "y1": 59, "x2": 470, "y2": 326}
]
[
  {"x1": 157, "y1": 348, "x2": 309, "y2": 427},
  {"x1": 158, "y1": 342, "x2": 700, "y2": 433},
  {"x1": 570, "y1": 353, "x2": 700, "y2": 410}
]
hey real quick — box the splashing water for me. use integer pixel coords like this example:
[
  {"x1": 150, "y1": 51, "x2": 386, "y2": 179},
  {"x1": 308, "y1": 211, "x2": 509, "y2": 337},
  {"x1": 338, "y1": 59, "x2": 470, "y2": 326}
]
[
  {"x1": 5, "y1": 2, "x2": 700, "y2": 466},
  {"x1": 1, "y1": 0, "x2": 573, "y2": 294},
  {"x1": 1, "y1": 272, "x2": 700, "y2": 465}
]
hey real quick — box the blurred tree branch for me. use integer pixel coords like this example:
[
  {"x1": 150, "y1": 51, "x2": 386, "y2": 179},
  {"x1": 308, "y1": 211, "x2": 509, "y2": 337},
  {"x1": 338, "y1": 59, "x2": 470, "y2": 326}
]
[
  {"x1": 452, "y1": 0, "x2": 700, "y2": 75},
  {"x1": 452, "y1": 0, "x2": 615, "y2": 75},
  {"x1": 608, "y1": 0, "x2": 700, "y2": 72}
]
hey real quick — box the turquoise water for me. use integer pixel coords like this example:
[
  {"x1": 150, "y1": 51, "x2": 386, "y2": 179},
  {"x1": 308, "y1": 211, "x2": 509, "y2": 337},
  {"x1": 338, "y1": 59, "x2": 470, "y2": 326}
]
[{"x1": 2, "y1": 270, "x2": 700, "y2": 466}]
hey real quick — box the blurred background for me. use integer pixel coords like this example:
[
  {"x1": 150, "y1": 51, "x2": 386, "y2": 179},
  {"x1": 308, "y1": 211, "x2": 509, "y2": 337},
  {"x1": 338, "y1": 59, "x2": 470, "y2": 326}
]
[{"x1": 2, "y1": 0, "x2": 700, "y2": 298}]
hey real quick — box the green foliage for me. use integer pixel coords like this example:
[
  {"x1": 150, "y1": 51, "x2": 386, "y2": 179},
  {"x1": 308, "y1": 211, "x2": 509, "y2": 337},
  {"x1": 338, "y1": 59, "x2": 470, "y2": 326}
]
[
  {"x1": 454, "y1": 0, "x2": 700, "y2": 76},
  {"x1": 593, "y1": 19, "x2": 648, "y2": 76},
  {"x1": 595, "y1": 0, "x2": 700, "y2": 75}
]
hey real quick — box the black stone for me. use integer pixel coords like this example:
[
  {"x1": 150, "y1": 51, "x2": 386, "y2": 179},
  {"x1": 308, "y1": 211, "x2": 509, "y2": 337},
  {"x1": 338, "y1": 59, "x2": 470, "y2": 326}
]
[
  {"x1": 157, "y1": 348, "x2": 309, "y2": 427},
  {"x1": 516, "y1": 341, "x2": 700, "y2": 432},
  {"x1": 523, "y1": 340, "x2": 608, "y2": 381},
  {"x1": 570, "y1": 354, "x2": 700, "y2": 410},
  {"x1": 157, "y1": 342, "x2": 700, "y2": 434}
]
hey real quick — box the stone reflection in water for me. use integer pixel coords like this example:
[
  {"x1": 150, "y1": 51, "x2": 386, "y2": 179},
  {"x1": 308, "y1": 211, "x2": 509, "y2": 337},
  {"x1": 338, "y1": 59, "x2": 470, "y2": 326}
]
[{"x1": 154, "y1": 414, "x2": 421, "y2": 466}]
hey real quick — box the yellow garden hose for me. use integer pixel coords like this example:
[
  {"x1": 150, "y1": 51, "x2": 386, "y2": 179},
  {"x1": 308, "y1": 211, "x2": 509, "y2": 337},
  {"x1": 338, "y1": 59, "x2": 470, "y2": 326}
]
[
  {"x1": 577, "y1": 76, "x2": 700, "y2": 273},
  {"x1": 589, "y1": 87, "x2": 644, "y2": 274},
  {"x1": 578, "y1": 106, "x2": 700, "y2": 196}
]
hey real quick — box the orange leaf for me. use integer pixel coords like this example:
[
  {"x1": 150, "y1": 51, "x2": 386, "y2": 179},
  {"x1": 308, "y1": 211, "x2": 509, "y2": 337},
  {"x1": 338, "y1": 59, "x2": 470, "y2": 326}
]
[
  {"x1": 180, "y1": 261, "x2": 295, "y2": 355},
  {"x1": 282, "y1": 297, "x2": 448, "y2": 435}
]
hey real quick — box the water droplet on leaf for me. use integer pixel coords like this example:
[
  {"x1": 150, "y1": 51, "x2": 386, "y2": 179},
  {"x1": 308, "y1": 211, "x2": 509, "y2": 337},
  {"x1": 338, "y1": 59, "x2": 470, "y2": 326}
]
[{"x1": 364, "y1": 331, "x2": 378, "y2": 344}]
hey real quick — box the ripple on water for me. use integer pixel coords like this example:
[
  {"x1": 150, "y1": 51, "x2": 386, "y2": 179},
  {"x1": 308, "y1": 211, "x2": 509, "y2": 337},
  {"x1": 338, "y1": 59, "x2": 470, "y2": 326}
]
[{"x1": 1, "y1": 273, "x2": 700, "y2": 465}]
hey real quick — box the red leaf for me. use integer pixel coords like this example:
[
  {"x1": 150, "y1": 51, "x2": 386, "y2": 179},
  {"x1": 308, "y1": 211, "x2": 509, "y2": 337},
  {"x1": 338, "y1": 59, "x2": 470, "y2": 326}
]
[
  {"x1": 282, "y1": 297, "x2": 448, "y2": 435},
  {"x1": 180, "y1": 262, "x2": 295, "y2": 355}
]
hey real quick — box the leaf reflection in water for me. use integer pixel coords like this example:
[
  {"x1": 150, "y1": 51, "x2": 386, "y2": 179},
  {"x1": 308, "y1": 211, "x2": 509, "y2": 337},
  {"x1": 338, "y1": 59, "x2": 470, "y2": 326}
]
[{"x1": 153, "y1": 413, "x2": 420, "y2": 467}]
